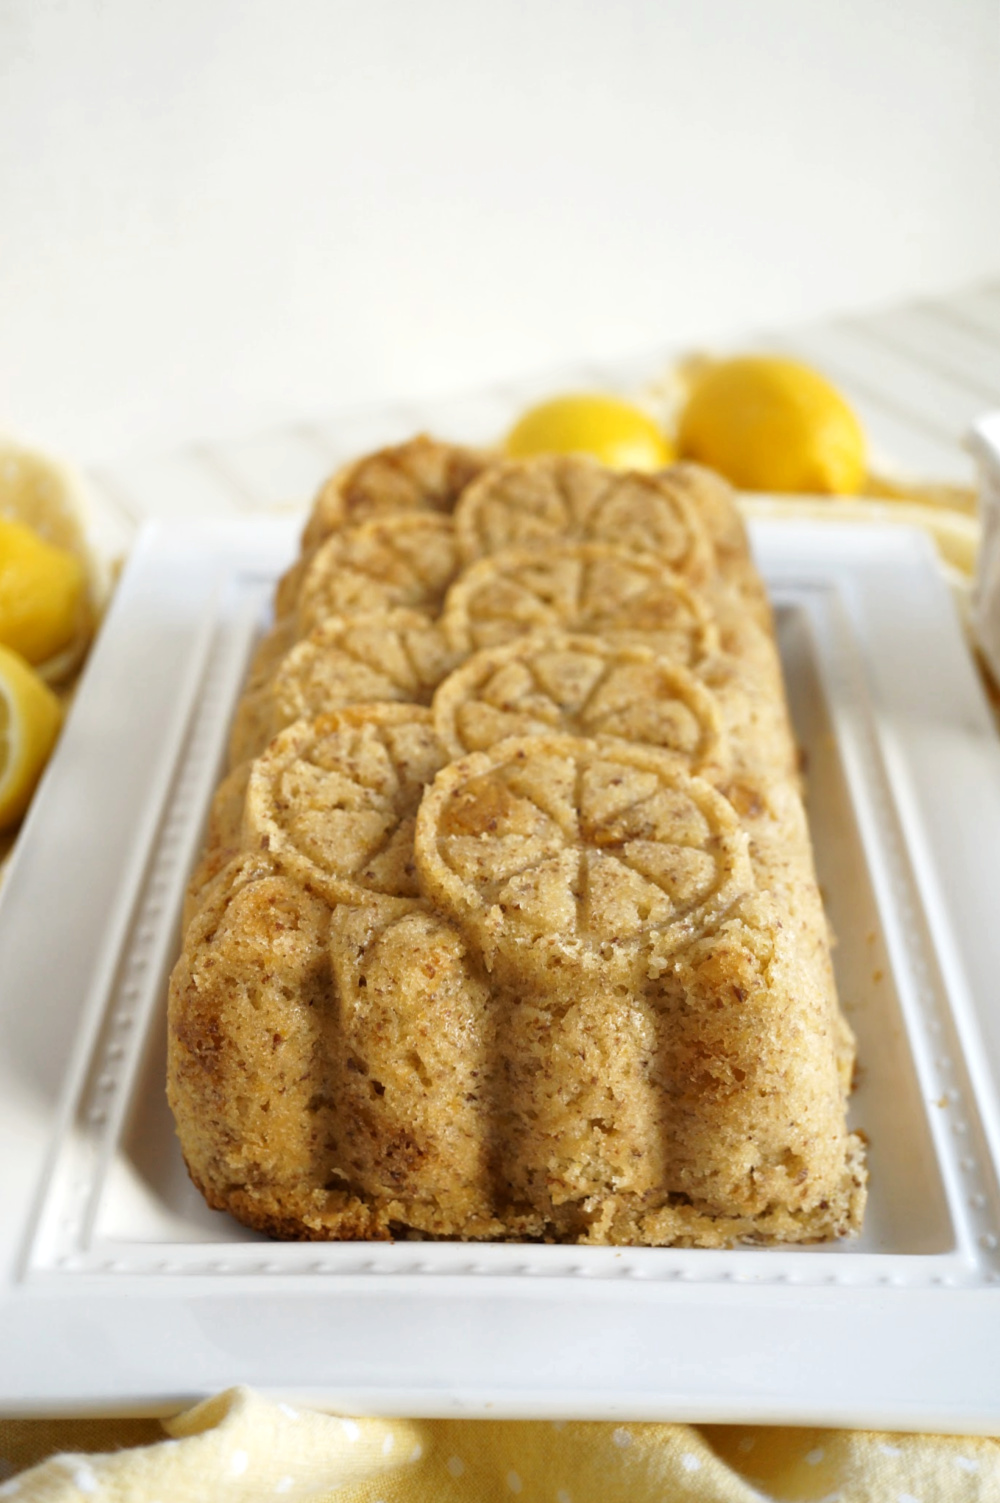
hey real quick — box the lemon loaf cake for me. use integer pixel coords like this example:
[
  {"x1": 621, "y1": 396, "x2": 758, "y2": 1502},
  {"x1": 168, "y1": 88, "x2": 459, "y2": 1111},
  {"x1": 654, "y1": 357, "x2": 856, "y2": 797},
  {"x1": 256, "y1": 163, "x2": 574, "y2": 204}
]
[{"x1": 167, "y1": 443, "x2": 866, "y2": 1246}]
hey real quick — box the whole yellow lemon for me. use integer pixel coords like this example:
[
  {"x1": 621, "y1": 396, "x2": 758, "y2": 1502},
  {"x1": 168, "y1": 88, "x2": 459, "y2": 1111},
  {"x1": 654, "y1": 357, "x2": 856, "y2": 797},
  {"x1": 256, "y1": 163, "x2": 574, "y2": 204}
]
[
  {"x1": 677, "y1": 356, "x2": 866, "y2": 494},
  {"x1": 506, "y1": 393, "x2": 674, "y2": 471}
]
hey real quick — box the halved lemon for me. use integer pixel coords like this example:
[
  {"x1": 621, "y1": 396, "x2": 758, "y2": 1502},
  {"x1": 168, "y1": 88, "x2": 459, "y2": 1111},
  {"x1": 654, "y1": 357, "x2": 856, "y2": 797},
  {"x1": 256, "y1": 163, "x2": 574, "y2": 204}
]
[
  {"x1": 0, "y1": 442, "x2": 98, "y2": 680},
  {"x1": 0, "y1": 517, "x2": 86, "y2": 665},
  {"x1": 0, "y1": 443, "x2": 91, "y2": 553},
  {"x1": 506, "y1": 393, "x2": 674, "y2": 471},
  {"x1": 0, "y1": 644, "x2": 63, "y2": 830}
]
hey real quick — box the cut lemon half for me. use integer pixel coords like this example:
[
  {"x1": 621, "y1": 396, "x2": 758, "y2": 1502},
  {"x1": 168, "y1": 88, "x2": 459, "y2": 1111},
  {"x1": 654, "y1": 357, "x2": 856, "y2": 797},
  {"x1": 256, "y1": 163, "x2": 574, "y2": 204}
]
[
  {"x1": 0, "y1": 517, "x2": 86, "y2": 665},
  {"x1": 0, "y1": 442, "x2": 99, "y2": 680},
  {"x1": 506, "y1": 393, "x2": 674, "y2": 471},
  {"x1": 0, "y1": 443, "x2": 91, "y2": 555},
  {"x1": 0, "y1": 644, "x2": 63, "y2": 830}
]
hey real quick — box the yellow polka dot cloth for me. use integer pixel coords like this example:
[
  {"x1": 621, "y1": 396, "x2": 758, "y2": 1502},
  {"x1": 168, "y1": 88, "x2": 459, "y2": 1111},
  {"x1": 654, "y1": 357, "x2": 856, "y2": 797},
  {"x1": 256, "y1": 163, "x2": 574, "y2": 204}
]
[
  {"x1": 0, "y1": 493, "x2": 991, "y2": 1502},
  {"x1": 0, "y1": 1389, "x2": 997, "y2": 1502}
]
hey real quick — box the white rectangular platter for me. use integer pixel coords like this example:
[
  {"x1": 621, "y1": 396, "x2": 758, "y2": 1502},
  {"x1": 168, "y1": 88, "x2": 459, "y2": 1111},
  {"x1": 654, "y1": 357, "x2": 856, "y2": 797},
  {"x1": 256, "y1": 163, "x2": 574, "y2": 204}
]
[{"x1": 3, "y1": 515, "x2": 1000, "y2": 1428}]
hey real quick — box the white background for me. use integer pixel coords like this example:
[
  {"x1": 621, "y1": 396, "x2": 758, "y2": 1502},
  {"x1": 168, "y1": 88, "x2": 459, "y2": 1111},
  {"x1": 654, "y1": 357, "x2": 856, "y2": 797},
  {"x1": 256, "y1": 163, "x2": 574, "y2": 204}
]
[{"x1": 1, "y1": 0, "x2": 998, "y2": 464}]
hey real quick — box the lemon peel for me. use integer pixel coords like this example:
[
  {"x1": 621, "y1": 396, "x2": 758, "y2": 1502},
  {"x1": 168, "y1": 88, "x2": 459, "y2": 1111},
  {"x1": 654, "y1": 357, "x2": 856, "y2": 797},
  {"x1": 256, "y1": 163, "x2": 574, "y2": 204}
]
[
  {"x1": 506, "y1": 393, "x2": 674, "y2": 471},
  {"x1": 0, "y1": 643, "x2": 63, "y2": 830},
  {"x1": 677, "y1": 356, "x2": 866, "y2": 494},
  {"x1": 0, "y1": 517, "x2": 87, "y2": 665}
]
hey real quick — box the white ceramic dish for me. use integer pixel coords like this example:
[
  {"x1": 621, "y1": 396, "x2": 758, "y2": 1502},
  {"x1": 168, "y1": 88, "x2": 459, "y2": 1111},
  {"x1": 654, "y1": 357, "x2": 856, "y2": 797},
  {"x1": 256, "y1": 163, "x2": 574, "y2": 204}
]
[{"x1": 2, "y1": 516, "x2": 1000, "y2": 1427}]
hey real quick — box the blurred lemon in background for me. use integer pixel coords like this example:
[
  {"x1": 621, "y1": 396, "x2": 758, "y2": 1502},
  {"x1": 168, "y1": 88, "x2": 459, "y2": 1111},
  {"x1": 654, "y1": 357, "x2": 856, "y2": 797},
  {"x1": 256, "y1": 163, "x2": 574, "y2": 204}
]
[
  {"x1": 0, "y1": 517, "x2": 86, "y2": 665},
  {"x1": 0, "y1": 442, "x2": 93, "y2": 555},
  {"x1": 676, "y1": 355, "x2": 866, "y2": 493},
  {"x1": 0, "y1": 643, "x2": 62, "y2": 830},
  {"x1": 506, "y1": 393, "x2": 674, "y2": 470}
]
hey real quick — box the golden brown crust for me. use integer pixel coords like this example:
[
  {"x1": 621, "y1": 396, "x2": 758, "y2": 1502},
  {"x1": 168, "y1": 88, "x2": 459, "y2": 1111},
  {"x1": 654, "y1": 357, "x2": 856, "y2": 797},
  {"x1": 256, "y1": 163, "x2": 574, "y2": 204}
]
[{"x1": 182, "y1": 762, "x2": 254, "y2": 927}]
